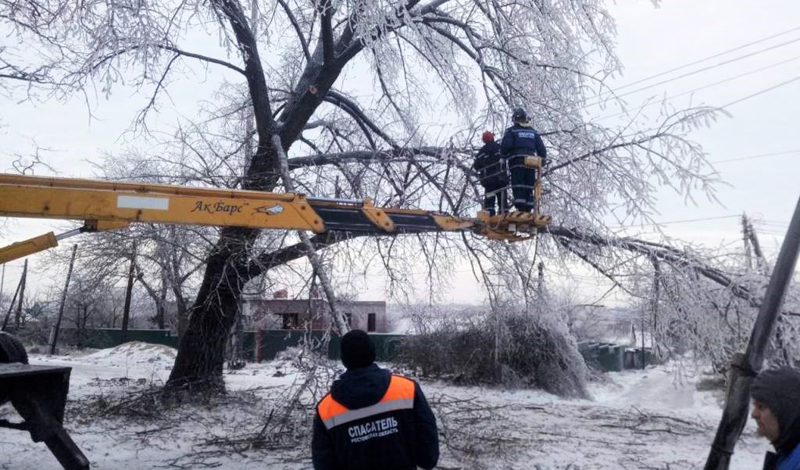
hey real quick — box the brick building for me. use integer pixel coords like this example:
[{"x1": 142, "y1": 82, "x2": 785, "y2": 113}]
[{"x1": 242, "y1": 290, "x2": 388, "y2": 333}]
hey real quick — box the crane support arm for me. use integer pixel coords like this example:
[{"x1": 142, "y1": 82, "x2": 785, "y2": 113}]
[{"x1": 0, "y1": 232, "x2": 59, "y2": 265}]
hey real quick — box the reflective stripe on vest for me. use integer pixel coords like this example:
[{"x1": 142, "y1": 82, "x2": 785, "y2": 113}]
[{"x1": 317, "y1": 375, "x2": 416, "y2": 430}]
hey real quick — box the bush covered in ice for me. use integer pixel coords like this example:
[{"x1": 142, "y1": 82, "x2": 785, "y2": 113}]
[{"x1": 398, "y1": 309, "x2": 589, "y2": 398}]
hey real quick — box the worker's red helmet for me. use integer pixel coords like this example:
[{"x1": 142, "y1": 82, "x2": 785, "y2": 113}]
[{"x1": 482, "y1": 131, "x2": 495, "y2": 143}]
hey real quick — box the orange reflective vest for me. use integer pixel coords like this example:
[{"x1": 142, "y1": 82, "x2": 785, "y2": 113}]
[{"x1": 317, "y1": 375, "x2": 416, "y2": 431}]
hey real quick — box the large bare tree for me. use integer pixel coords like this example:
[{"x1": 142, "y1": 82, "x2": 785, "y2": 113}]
[{"x1": 1, "y1": 0, "x2": 740, "y2": 392}]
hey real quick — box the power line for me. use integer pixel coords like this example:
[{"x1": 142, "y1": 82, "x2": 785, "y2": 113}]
[
  {"x1": 607, "y1": 216, "x2": 792, "y2": 231},
  {"x1": 719, "y1": 73, "x2": 800, "y2": 108},
  {"x1": 608, "y1": 214, "x2": 740, "y2": 228},
  {"x1": 581, "y1": 35, "x2": 800, "y2": 110},
  {"x1": 590, "y1": 73, "x2": 800, "y2": 132},
  {"x1": 753, "y1": 221, "x2": 791, "y2": 228},
  {"x1": 760, "y1": 220, "x2": 794, "y2": 225},
  {"x1": 594, "y1": 55, "x2": 800, "y2": 121},
  {"x1": 711, "y1": 150, "x2": 800, "y2": 164},
  {"x1": 597, "y1": 26, "x2": 800, "y2": 98}
]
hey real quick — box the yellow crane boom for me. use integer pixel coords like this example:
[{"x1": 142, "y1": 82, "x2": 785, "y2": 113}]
[{"x1": 0, "y1": 171, "x2": 550, "y2": 264}]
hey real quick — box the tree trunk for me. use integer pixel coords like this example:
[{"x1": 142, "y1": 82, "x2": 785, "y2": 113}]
[
  {"x1": 165, "y1": 0, "x2": 339, "y2": 392},
  {"x1": 166, "y1": 229, "x2": 254, "y2": 392},
  {"x1": 164, "y1": 0, "x2": 427, "y2": 392}
]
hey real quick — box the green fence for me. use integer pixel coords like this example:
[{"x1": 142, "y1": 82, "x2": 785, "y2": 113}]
[
  {"x1": 62, "y1": 329, "x2": 645, "y2": 372},
  {"x1": 68, "y1": 328, "x2": 407, "y2": 363},
  {"x1": 256, "y1": 331, "x2": 406, "y2": 362},
  {"x1": 578, "y1": 341, "x2": 653, "y2": 372},
  {"x1": 256, "y1": 330, "x2": 327, "y2": 361},
  {"x1": 328, "y1": 333, "x2": 406, "y2": 363},
  {"x1": 58, "y1": 328, "x2": 177, "y2": 349}
]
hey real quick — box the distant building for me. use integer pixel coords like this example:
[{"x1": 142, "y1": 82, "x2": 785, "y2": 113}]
[{"x1": 242, "y1": 289, "x2": 387, "y2": 332}]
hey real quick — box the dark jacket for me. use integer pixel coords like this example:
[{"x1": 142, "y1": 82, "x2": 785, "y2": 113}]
[
  {"x1": 312, "y1": 364, "x2": 439, "y2": 470},
  {"x1": 473, "y1": 141, "x2": 507, "y2": 187},
  {"x1": 500, "y1": 123, "x2": 547, "y2": 164},
  {"x1": 753, "y1": 368, "x2": 800, "y2": 470}
]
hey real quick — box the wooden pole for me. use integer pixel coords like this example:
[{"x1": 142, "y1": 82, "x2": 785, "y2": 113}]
[
  {"x1": 746, "y1": 219, "x2": 768, "y2": 276},
  {"x1": 652, "y1": 258, "x2": 660, "y2": 352},
  {"x1": 13, "y1": 259, "x2": 27, "y2": 330},
  {"x1": 50, "y1": 244, "x2": 78, "y2": 355},
  {"x1": 704, "y1": 196, "x2": 800, "y2": 470},
  {"x1": 120, "y1": 241, "x2": 137, "y2": 344},
  {"x1": 747, "y1": 218, "x2": 793, "y2": 365},
  {"x1": 1, "y1": 274, "x2": 22, "y2": 331}
]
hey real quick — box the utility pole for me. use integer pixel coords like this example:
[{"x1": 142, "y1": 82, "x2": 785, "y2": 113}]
[
  {"x1": 746, "y1": 216, "x2": 792, "y2": 366},
  {"x1": 741, "y1": 213, "x2": 754, "y2": 341},
  {"x1": 50, "y1": 244, "x2": 78, "y2": 355},
  {"x1": 704, "y1": 196, "x2": 800, "y2": 470},
  {"x1": 651, "y1": 258, "x2": 660, "y2": 353},
  {"x1": 1, "y1": 274, "x2": 22, "y2": 331},
  {"x1": 120, "y1": 241, "x2": 137, "y2": 344},
  {"x1": 746, "y1": 218, "x2": 769, "y2": 276},
  {"x1": 13, "y1": 259, "x2": 27, "y2": 330}
]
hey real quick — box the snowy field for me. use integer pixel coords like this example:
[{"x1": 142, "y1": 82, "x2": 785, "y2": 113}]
[{"x1": 1, "y1": 342, "x2": 771, "y2": 469}]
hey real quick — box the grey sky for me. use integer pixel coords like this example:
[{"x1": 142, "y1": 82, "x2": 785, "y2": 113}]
[{"x1": 1, "y1": 1, "x2": 799, "y2": 306}]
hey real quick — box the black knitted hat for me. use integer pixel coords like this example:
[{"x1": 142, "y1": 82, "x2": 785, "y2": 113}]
[{"x1": 340, "y1": 329, "x2": 376, "y2": 370}]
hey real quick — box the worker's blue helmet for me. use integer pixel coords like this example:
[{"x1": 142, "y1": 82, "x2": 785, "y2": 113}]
[{"x1": 512, "y1": 108, "x2": 528, "y2": 123}]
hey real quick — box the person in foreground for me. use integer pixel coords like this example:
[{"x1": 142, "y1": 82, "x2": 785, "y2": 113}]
[
  {"x1": 751, "y1": 367, "x2": 800, "y2": 470},
  {"x1": 312, "y1": 329, "x2": 440, "y2": 470}
]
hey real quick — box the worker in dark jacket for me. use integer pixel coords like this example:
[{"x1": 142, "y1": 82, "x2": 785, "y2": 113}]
[
  {"x1": 312, "y1": 330, "x2": 439, "y2": 470},
  {"x1": 751, "y1": 367, "x2": 800, "y2": 470},
  {"x1": 500, "y1": 108, "x2": 547, "y2": 212},
  {"x1": 473, "y1": 130, "x2": 508, "y2": 216}
]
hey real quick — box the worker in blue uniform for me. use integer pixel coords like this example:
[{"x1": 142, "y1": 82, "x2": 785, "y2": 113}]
[{"x1": 500, "y1": 108, "x2": 547, "y2": 212}]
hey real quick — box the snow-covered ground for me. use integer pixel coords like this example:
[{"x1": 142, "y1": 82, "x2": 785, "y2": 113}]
[{"x1": 1, "y1": 342, "x2": 771, "y2": 469}]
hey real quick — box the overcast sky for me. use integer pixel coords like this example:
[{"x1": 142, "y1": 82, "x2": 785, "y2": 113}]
[{"x1": 1, "y1": 1, "x2": 799, "y2": 307}]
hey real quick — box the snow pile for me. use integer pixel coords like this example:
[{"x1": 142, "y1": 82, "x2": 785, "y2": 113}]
[{"x1": 83, "y1": 341, "x2": 177, "y2": 367}]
